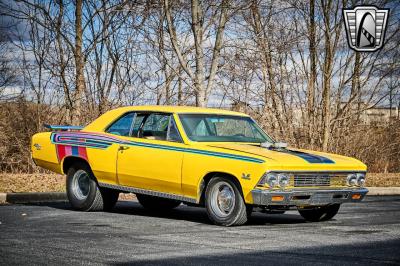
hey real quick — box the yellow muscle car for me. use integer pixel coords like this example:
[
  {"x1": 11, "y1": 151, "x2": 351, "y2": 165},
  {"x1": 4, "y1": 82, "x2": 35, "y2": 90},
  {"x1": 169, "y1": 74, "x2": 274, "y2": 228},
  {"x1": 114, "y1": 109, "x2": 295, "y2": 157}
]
[{"x1": 31, "y1": 106, "x2": 368, "y2": 226}]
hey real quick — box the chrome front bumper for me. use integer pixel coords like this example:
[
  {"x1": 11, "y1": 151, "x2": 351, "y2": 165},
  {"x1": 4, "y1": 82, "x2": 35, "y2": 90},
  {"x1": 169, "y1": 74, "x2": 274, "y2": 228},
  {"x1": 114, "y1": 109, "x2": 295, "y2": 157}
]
[{"x1": 251, "y1": 188, "x2": 368, "y2": 206}]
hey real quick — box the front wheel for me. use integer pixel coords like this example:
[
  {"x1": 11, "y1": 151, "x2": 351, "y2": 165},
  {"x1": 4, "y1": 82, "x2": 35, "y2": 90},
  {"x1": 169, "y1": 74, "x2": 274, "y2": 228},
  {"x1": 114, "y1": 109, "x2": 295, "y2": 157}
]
[
  {"x1": 66, "y1": 162, "x2": 119, "y2": 211},
  {"x1": 298, "y1": 204, "x2": 340, "y2": 222},
  {"x1": 205, "y1": 177, "x2": 249, "y2": 226}
]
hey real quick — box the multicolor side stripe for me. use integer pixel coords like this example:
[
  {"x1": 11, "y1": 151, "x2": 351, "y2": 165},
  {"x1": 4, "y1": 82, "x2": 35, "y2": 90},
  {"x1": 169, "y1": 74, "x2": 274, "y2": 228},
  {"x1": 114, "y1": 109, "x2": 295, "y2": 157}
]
[
  {"x1": 51, "y1": 132, "x2": 119, "y2": 149},
  {"x1": 50, "y1": 132, "x2": 265, "y2": 164},
  {"x1": 56, "y1": 144, "x2": 88, "y2": 162}
]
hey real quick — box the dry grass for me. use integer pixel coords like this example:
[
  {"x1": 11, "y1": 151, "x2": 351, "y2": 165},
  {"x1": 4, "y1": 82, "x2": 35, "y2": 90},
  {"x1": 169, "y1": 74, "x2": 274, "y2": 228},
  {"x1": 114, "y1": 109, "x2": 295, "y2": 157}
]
[
  {"x1": 0, "y1": 173, "x2": 65, "y2": 193},
  {"x1": 0, "y1": 173, "x2": 399, "y2": 194},
  {"x1": 365, "y1": 173, "x2": 400, "y2": 187}
]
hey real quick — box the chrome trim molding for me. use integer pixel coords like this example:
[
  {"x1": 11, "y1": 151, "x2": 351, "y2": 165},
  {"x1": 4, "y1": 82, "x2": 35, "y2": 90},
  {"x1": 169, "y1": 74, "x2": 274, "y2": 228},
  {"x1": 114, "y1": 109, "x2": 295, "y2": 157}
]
[
  {"x1": 252, "y1": 188, "x2": 368, "y2": 206},
  {"x1": 98, "y1": 182, "x2": 197, "y2": 203}
]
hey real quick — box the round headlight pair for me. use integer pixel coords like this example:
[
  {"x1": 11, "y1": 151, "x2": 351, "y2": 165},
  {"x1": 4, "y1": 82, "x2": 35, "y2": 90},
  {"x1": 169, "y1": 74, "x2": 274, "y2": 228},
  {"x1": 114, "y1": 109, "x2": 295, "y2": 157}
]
[
  {"x1": 278, "y1": 173, "x2": 290, "y2": 188},
  {"x1": 356, "y1": 173, "x2": 366, "y2": 187},
  {"x1": 347, "y1": 174, "x2": 357, "y2": 186},
  {"x1": 347, "y1": 173, "x2": 366, "y2": 187},
  {"x1": 263, "y1": 173, "x2": 289, "y2": 189}
]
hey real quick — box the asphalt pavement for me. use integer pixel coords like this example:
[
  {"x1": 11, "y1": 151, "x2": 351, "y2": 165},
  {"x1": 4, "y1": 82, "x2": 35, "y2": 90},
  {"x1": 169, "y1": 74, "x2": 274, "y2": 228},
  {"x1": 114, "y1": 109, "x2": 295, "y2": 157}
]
[{"x1": 1, "y1": 196, "x2": 399, "y2": 265}]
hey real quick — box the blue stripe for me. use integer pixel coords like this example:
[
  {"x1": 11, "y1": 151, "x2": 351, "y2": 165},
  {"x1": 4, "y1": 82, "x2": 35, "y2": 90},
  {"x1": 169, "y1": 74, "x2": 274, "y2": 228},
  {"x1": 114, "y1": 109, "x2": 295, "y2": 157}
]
[
  {"x1": 71, "y1": 146, "x2": 79, "y2": 156},
  {"x1": 51, "y1": 133, "x2": 264, "y2": 164},
  {"x1": 280, "y1": 149, "x2": 335, "y2": 164},
  {"x1": 59, "y1": 138, "x2": 113, "y2": 146},
  {"x1": 51, "y1": 133, "x2": 333, "y2": 164},
  {"x1": 120, "y1": 141, "x2": 263, "y2": 163},
  {"x1": 53, "y1": 140, "x2": 110, "y2": 149},
  {"x1": 51, "y1": 134, "x2": 113, "y2": 148}
]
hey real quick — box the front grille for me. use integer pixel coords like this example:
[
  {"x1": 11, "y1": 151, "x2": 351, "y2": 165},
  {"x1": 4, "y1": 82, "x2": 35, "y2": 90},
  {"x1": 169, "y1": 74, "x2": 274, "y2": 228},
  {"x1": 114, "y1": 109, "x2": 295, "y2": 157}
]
[
  {"x1": 293, "y1": 173, "x2": 347, "y2": 187},
  {"x1": 294, "y1": 175, "x2": 330, "y2": 187}
]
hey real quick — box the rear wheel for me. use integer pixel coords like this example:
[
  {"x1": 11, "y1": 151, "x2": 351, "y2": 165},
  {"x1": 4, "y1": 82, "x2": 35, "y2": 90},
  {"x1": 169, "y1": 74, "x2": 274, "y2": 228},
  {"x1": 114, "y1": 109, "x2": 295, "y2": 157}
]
[
  {"x1": 298, "y1": 204, "x2": 340, "y2": 222},
  {"x1": 205, "y1": 177, "x2": 248, "y2": 226},
  {"x1": 136, "y1": 194, "x2": 181, "y2": 211},
  {"x1": 66, "y1": 162, "x2": 119, "y2": 211}
]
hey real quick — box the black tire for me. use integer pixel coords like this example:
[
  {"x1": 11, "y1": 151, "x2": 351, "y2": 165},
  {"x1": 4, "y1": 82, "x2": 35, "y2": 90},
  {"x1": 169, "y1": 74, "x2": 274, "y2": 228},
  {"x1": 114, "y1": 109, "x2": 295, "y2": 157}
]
[
  {"x1": 246, "y1": 205, "x2": 254, "y2": 217},
  {"x1": 265, "y1": 210, "x2": 286, "y2": 214},
  {"x1": 298, "y1": 204, "x2": 341, "y2": 222},
  {"x1": 136, "y1": 194, "x2": 181, "y2": 211},
  {"x1": 205, "y1": 177, "x2": 248, "y2": 226},
  {"x1": 100, "y1": 187, "x2": 120, "y2": 211},
  {"x1": 66, "y1": 162, "x2": 119, "y2": 211}
]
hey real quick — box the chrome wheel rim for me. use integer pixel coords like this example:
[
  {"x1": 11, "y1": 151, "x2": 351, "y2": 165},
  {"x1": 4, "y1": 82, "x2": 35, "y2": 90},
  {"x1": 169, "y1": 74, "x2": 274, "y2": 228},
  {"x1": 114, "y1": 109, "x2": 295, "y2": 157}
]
[
  {"x1": 210, "y1": 181, "x2": 235, "y2": 217},
  {"x1": 72, "y1": 170, "x2": 90, "y2": 200}
]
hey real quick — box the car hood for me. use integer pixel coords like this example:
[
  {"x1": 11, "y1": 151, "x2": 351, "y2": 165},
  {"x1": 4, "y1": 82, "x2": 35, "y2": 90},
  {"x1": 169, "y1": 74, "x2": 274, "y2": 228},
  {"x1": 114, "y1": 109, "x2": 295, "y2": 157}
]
[{"x1": 205, "y1": 143, "x2": 367, "y2": 171}]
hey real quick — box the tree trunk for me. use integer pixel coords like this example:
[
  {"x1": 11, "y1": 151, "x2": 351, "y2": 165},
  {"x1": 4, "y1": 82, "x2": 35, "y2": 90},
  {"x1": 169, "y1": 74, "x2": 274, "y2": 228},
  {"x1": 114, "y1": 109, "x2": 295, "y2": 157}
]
[
  {"x1": 56, "y1": 0, "x2": 73, "y2": 124},
  {"x1": 321, "y1": 0, "x2": 333, "y2": 151},
  {"x1": 307, "y1": 0, "x2": 316, "y2": 147},
  {"x1": 73, "y1": 0, "x2": 85, "y2": 125},
  {"x1": 351, "y1": 51, "x2": 361, "y2": 121},
  {"x1": 178, "y1": 75, "x2": 183, "y2": 105},
  {"x1": 250, "y1": 1, "x2": 283, "y2": 137},
  {"x1": 204, "y1": 0, "x2": 228, "y2": 105},
  {"x1": 191, "y1": 0, "x2": 206, "y2": 107}
]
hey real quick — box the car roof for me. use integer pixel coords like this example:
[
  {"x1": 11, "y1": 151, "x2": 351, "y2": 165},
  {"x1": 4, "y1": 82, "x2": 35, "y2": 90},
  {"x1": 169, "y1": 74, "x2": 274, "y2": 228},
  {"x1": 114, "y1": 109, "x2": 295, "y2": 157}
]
[
  {"x1": 112, "y1": 105, "x2": 249, "y2": 116},
  {"x1": 84, "y1": 105, "x2": 249, "y2": 132}
]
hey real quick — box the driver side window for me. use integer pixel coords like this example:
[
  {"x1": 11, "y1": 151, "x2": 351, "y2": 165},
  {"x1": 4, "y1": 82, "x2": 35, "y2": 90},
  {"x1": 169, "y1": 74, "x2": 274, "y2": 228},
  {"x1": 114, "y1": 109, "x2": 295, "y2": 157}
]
[{"x1": 140, "y1": 113, "x2": 182, "y2": 142}]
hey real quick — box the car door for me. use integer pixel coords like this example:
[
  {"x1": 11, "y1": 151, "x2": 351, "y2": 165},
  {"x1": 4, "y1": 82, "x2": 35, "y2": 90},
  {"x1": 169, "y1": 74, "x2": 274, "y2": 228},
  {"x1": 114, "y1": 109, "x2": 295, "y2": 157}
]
[{"x1": 116, "y1": 113, "x2": 184, "y2": 195}]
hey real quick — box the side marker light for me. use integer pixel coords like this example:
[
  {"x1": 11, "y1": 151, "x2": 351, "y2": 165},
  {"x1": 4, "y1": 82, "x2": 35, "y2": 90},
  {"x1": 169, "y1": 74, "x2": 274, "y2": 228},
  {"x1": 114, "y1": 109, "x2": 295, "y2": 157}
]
[{"x1": 352, "y1": 194, "x2": 361, "y2": 200}]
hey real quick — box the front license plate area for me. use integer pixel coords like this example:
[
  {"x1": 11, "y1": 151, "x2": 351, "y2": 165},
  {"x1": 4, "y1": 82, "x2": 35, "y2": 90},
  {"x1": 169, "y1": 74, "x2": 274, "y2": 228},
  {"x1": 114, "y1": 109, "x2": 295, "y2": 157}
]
[{"x1": 310, "y1": 193, "x2": 334, "y2": 205}]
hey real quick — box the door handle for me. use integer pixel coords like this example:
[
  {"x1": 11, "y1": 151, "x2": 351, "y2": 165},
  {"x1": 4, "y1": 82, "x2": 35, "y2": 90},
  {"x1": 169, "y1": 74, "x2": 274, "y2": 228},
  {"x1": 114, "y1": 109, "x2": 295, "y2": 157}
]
[{"x1": 118, "y1": 146, "x2": 130, "y2": 151}]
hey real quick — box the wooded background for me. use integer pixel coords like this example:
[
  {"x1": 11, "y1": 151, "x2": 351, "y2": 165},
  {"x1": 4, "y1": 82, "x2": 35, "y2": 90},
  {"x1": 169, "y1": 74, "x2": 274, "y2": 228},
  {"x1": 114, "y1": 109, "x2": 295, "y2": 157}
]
[{"x1": 0, "y1": 0, "x2": 399, "y2": 173}]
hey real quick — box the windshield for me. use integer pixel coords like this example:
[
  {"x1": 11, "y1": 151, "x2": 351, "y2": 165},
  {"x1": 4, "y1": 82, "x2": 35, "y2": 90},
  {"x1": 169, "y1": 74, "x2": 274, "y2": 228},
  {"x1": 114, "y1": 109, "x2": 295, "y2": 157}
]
[{"x1": 179, "y1": 114, "x2": 274, "y2": 143}]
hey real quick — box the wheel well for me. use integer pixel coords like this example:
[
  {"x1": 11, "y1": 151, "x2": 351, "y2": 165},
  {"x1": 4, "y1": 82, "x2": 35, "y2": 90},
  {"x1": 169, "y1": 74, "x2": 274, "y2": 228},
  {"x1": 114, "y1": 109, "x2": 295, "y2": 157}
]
[
  {"x1": 62, "y1": 156, "x2": 91, "y2": 175},
  {"x1": 199, "y1": 172, "x2": 243, "y2": 206}
]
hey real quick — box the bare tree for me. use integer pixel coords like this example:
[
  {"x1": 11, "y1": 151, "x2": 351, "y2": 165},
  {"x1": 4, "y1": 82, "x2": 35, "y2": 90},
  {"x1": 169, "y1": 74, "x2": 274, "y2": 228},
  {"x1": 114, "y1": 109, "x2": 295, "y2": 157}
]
[
  {"x1": 164, "y1": 0, "x2": 229, "y2": 106},
  {"x1": 0, "y1": 0, "x2": 400, "y2": 172},
  {"x1": 0, "y1": 33, "x2": 18, "y2": 101},
  {"x1": 307, "y1": 0, "x2": 317, "y2": 147}
]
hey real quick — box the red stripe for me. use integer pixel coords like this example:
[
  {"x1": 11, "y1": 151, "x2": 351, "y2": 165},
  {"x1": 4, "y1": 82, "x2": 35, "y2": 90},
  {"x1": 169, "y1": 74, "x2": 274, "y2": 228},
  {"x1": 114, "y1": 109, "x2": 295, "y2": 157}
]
[
  {"x1": 56, "y1": 144, "x2": 88, "y2": 163},
  {"x1": 65, "y1": 145, "x2": 72, "y2": 156},
  {"x1": 56, "y1": 145, "x2": 67, "y2": 162},
  {"x1": 78, "y1": 146, "x2": 88, "y2": 160}
]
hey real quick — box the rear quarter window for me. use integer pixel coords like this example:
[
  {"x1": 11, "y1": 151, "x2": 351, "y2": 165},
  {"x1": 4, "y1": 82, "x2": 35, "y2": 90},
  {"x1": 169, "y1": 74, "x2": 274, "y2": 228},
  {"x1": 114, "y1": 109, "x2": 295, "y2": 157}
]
[{"x1": 106, "y1": 113, "x2": 135, "y2": 136}]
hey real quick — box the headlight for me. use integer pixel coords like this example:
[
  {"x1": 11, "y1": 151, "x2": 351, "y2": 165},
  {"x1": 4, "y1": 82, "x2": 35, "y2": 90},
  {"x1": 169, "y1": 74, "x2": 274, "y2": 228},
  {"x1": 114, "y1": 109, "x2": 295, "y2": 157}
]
[
  {"x1": 258, "y1": 172, "x2": 290, "y2": 189},
  {"x1": 278, "y1": 173, "x2": 289, "y2": 188},
  {"x1": 356, "y1": 173, "x2": 366, "y2": 187},
  {"x1": 347, "y1": 174, "x2": 358, "y2": 186},
  {"x1": 261, "y1": 173, "x2": 278, "y2": 188}
]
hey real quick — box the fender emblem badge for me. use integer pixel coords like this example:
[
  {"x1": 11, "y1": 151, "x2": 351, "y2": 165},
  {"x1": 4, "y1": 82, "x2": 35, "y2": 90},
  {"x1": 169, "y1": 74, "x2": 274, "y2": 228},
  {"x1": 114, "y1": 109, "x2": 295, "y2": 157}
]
[
  {"x1": 33, "y1": 143, "x2": 41, "y2": 150},
  {"x1": 242, "y1": 173, "x2": 251, "y2": 180}
]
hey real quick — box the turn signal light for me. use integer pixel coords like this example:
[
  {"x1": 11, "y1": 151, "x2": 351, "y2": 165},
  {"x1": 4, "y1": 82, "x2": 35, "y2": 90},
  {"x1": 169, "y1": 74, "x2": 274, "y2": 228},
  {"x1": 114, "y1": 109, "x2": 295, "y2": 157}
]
[
  {"x1": 271, "y1": 195, "x2": 284, "y2": 202},
  {"x1": 352, "y1": 194, "x2": 361, "y2": 200}
]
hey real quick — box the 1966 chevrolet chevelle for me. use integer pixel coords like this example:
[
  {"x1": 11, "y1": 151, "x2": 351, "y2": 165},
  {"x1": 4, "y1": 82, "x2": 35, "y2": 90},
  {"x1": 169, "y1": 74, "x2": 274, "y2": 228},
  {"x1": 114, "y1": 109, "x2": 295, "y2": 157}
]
[{"x1": 31, "y1": 106, "x2": 368, "y2": 226}]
